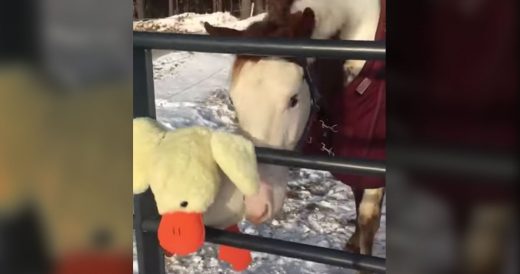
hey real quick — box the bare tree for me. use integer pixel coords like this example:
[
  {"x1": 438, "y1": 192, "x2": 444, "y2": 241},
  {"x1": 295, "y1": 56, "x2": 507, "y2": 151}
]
[
  {"x1": 255, "y1": 0, "x2": 265, "y2": 14},
  {"x1": 240, "y1": 0, "x2": 252, "y2": 18},
  {"x1": 135, "y1": 0, "x2": 145, "y2": 19},
  {"x1": 183, "y1": 0, "x2": 189, "y2": 12}
]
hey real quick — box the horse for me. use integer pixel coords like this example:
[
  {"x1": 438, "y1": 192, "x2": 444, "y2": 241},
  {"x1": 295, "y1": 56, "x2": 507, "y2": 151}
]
[{"x1": 204, "y1": 0, "x2": 385, "y2": 260}]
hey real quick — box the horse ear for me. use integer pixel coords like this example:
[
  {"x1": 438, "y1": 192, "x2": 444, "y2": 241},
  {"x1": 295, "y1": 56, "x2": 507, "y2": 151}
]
[
  {"x1": 292, "y1": 7, "x2": 315, "y2": 38},
  {"x1": 210, "y1": 131, "x2": 259, "y2": 197},
  {"x1": 204, "y1": 22, "x2": 243, "y2": 37}
]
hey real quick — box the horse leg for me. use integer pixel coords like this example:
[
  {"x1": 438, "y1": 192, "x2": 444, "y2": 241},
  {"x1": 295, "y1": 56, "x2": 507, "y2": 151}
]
[
  {"x1": 461, "y1": 204, "x2": 514, "y2": 274},
  {"x1": 348, "y1": 188, "x2": 384, "y2": 274},
  {"x1": 358, "y1": 188, "x2": 385, "y2": 257},
  {"x1": 345, "y1": 188, "x2": 364, "y2": 253}
]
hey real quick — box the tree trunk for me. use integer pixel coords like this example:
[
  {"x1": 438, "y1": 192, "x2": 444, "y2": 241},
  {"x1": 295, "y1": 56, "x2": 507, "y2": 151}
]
[
  {"x1": 254, "y1": 0, "x2": 265, "y2": 14},
  {"x1": 135, "y1": 0, "x2": 145, "y2": 19},
  {"x1": 240, "y1": 0, "x2": 252, "y2": 19},
  {"x1": 183, "y1": 0, "x2": 189, "y2": 13}
]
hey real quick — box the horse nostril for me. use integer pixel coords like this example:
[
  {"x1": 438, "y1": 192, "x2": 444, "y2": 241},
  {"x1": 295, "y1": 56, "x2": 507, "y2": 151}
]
[
  {"x1": 261, "y1": 204, "x2": 269, "y2": 218},
  {"x1": 180, "y1": 201, "x2": 188, "y2": 208},
  {"x1": 249, "y1": 204, "x2": 270, "y2": 224}
]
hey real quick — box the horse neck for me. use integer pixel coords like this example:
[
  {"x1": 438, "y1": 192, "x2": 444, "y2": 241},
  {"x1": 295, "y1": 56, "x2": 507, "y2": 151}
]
[
  {"x1": 291, "y1": 0, "x2": 381, "y2": 41},
  {"x1": 310, "y1": 58, "x2": 345, "y2": 113},
  {"x1": 294, "y1": 0, "x2": 381, "y2": 87}
]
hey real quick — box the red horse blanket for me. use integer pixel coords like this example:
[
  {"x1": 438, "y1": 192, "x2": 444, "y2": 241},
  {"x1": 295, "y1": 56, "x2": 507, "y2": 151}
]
[{"x1": 303, "y1": 0, "x2": 386, "y2": 190}]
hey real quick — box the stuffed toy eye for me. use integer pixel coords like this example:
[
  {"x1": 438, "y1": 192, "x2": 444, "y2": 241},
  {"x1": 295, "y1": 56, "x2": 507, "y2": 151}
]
[{"x1": 180, "y1": 201, "x2": 189, "y2": 208}]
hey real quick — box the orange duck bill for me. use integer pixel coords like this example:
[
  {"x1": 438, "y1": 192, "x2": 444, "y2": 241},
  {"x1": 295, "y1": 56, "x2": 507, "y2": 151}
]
[{"x1": 157, "y1": 212, "x2": 205, "y2": 256}]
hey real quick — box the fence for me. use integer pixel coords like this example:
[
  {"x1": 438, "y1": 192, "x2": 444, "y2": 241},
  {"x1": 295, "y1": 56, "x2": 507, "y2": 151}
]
[{"x1": 133, "y1": 31, "x2": 387, "y2": 274}]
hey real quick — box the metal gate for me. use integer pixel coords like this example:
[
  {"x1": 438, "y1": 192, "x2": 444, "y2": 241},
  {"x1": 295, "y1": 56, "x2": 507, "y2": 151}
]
[{"x1": 133, "y1": 31, "x2": 387, "y2": 274}]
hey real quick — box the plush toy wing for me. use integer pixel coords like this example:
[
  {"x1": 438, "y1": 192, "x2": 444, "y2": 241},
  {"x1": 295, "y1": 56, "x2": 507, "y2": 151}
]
[
  {"x1": 133, "y1": 118, "x2": 166, "y2": 194},
  {"x1": 210, "y1": 132, "x2": 259, "y2": 196}
]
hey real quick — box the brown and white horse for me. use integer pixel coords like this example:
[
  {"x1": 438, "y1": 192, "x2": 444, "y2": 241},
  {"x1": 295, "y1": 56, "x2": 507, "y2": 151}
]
[{"x1": 205, "y1": 0, "x2": 385, "y2": 259}]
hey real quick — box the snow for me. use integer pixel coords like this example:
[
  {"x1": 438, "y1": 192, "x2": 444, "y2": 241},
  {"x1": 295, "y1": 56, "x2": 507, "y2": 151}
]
[
  {"x1": 134, "y1": 12, "x2": 385, "y2": 274},
  {"x1": 134, "y1": 12, "x2": 266, "y2": 33}
]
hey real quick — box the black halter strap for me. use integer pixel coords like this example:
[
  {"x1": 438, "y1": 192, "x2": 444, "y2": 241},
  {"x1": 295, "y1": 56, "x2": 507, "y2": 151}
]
[{"x1": 294, "y1": 59, "x2": 322, "y2": 151}]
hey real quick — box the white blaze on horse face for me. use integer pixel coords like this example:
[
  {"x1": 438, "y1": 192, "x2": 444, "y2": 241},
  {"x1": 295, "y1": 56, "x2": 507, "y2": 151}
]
[
  {"x1": 230, "y1": 58, "x2": 311, "y2": 223},
  {"x1": 230, "y1": 58, "x2": 311, "y2": 149}
]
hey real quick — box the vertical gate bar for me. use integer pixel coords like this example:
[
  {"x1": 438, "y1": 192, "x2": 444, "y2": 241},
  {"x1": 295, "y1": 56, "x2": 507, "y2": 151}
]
[
  {"x1": 133, "y1": 48, "x2": 156, "y2": 118},
  {"x1": 133, "y1": 48, "x2": 165, "y2": 274}
]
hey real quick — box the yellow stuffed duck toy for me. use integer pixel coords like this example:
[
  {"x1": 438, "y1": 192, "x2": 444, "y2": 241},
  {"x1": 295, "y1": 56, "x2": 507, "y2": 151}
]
[{"x1": 133, "y1": 117, "x2": 260, "y2": 271}]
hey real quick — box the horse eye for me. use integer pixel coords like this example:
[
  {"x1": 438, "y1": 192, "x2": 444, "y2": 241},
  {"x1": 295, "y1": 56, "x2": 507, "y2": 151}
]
[{"x1": 289, "y1": 95, "x2": 298, "y2": 108}]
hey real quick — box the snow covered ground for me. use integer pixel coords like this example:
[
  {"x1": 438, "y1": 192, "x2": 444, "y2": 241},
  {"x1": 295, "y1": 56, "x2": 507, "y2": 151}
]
[
  {"x1": 134, "y1": 12, "x2": 385, "y2": 274},
  {"x1": 133, "y1": 12, "x2": 266, "y2": 33}
]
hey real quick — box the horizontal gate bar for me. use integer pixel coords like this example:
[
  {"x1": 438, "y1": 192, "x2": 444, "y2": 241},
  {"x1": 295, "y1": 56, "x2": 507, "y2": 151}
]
[
  {"x1": 256, "y1": 147, "x2": 386, "y2": 176},
  {"x1": 134, "y1": 32, "x2": 385, "y2": 60},
  {"x1": 141, "y1": 220, "x2": 386, "y2": 273},
  {"x1": 391, "y1": 144, "x2": 517, "y2": 181}
]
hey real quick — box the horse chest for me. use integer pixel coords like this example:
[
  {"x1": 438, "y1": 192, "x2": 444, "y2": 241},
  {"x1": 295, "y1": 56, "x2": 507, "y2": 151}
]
[{"x1": 303, "y1": 61, "x2": 386, "y2": 189}]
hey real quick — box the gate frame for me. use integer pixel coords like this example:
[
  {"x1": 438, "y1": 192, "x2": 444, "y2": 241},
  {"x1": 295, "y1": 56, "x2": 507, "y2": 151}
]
[{"x1": 133, "y1": 32, "x2": 387, "y2": 274}]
